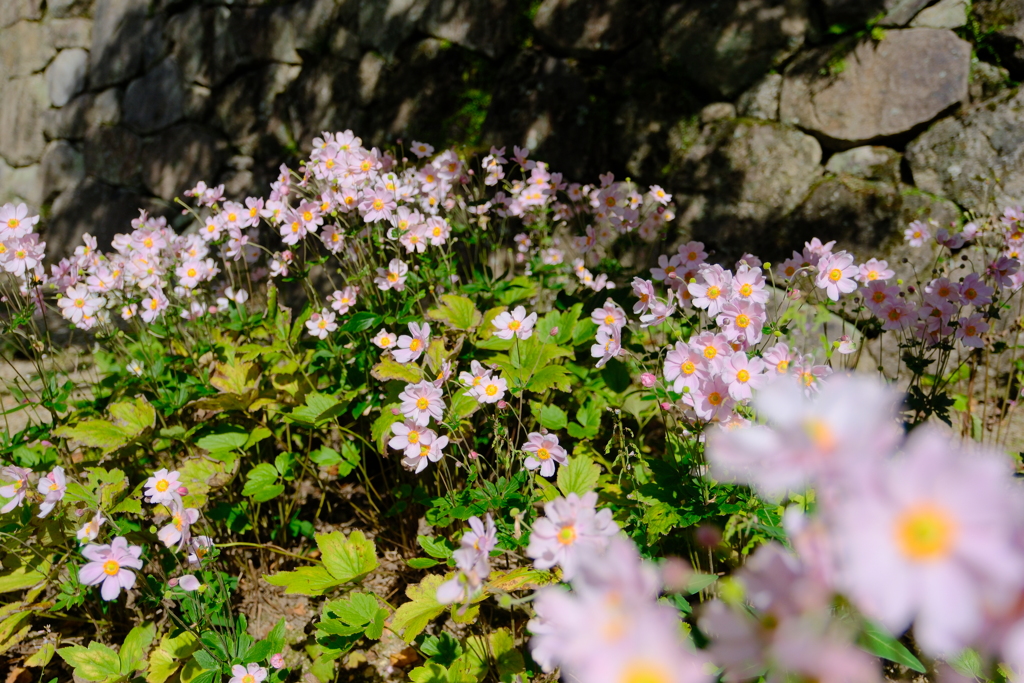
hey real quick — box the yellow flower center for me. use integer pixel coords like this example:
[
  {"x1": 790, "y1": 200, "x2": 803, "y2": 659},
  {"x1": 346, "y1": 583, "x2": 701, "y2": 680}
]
[
  {"x1": 74, "y1": 298, "x2": 85, "y2": 308},
  {"x1": 303, "y1": 211, "x2": 313, "y2": 222},
  {"x1": 708, "y1": 391, "x2": 723, "y2": 406},
  {"x1": 966, "y1": 325, "x2": 977, "y2": 336},
  {"x1": 508, "y1": 320, "x2": 521, "y2": 331},
  {"x1": 7, "y1": 218, "x2": 19, "y2": 229},
  {"x1": 681, "y1": 361, "x2": 695, "y2": 375},
  {"x1": 485, "y1": 384, "x2": 499, "y2": 396},
  {"x1": 250, "y1": 207, "x2": 258, "y2": 217},
  {"x1": 408, "y1": 431, "x2": 420, "y2": 444},
  {"x1": 867, "y1": 271, "x2": 878, "y2": 281},
  {"x1": 433, "y1": 227, "x2": 442, "y2": 236},
  {"x1": 380, "y1": 336, "x2": 392, "y2": 347},
  {"x1": 776, "y1": 360, "x2": 789, "y2": 373},
  {"x1": 536, "y1": 447, "x2": 550, "y2": 460},
  {"x1": 557, "y1": 525, "x2": 577, "y2": 545},
  {"x1": 896, "y1": 504, "x2": 957, "y2": 561},
  {"x1": 242, "y1": 676, "x2": 255, "y2": 683},
  {"x1": 409, "y1": 339, "x2": 421, "y2": 351},
  {"x1": 604, "y1": 314, "x2": 615, "y2": 325},
  {"x1": 156, "y1": 480, "x2": 169, "y2": 492},
  {"x1": 387, "y1": 272, "x2": 399, "y2": 283},
  {"x1": 372, "y1": 199, "x2": 384, "y2": 211},
  {"x1": 103, "y1": 560, "x2": 120, "y2": 576},
  {"x1": 687, "y1": 251, "x2": 698, "y2": 260},
  {"x1": 703, "y1": 347, "x2": 717, "y2": 360},
  {"x1": 735, "y1": 314, "x2": 750, "y2": 328},
  {"x1": 416, "y1": 397, "x2": 430, "y2": 410},
  {"x1": 187, "y1": 268, "x2": 197, "y2": 278},
  {"x1": 829, "y1": 268, "x2": 843, "y2": 282},
  {"x1": 706, "y1": 285, "x2": 720, "y2": 299},
  {"x1": 620, "y1": 660, "x2": 673, "y2": 683},
  {"x1": 736, "y1": 369, "x2": 750, "y2": 382},
  {"x1": 739, "y1": 283, "x2": 753, "y2": 296}
]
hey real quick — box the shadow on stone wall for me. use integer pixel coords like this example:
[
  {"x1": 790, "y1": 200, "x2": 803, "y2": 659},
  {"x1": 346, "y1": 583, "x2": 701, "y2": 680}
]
[{"x1": 1, "y1": 0, "x2": 1023, "y2": 267}]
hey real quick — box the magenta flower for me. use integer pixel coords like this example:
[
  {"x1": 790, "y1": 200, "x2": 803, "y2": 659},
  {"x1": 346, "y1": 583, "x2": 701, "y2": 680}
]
[
  {"x1": 527, "y1": 492, "x2": 618, "y2": 580},
  {"x1": 399, "y1": 381, "x2": 445, "y2": 426},
  {"x1": 956, "y1": 313, "x2": 989, "y2": 348},
  {"x1": 80, "y1": 537, "x2": 144, "y2": 601},
  {"x1": 522, "y1": 432, "x2": 568, "y2": 478}
]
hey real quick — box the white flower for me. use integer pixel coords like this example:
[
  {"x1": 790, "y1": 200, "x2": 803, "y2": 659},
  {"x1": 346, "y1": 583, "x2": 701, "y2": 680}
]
[{"x1": 492, "y1": 306, "x2": 537, "y2": 340}]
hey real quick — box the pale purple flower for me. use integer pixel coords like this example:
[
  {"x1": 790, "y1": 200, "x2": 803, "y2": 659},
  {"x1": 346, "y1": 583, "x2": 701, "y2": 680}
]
[
  {"x1": 688, "y1": 264, "x2": 732, "y2": 316},
  {"x1": 77, "y1": 511, "x2": 105, "y2": 542},
  {"x1": 717, "y1": 300, "x2": 765, "y2": 346},
  {"x1": 388, "y1": 421, "x2": 433, "y2": 458},
  {"x1": 631, "y1": 277, "x2": 657, "y2": 314},
  {"x1": 36, "y1": 466, "x2": 66, "y2": 518},
  {"x1": 393, "y1": 322, "x2": 430, "y2": 363},
  {"x1": 591, "y1": 300, "x2": 627, "y2": 332},
  {"x1": 956, "y1": 313, "x2": 988, "y2": 348},
  {"x1": 591, "y1": 326, "x2": 624, "y2": 368},
  {"x1": 0, "y1": 466, "x2": 31, "y2": 513},
  {"x1": 371, "y1": 328, "x2": 396, "y2": 349},
  {"x1": 327, "y1": 286, "x2": 358, "y2": 315},
  {"x1": 857, "y1": 258, "x2": 894, "y2": 284},
  {"x1": 399, "y1": 381, "x2": 445, "y2": 426},
  {"x1": 80, "y1": 537, "x2": 143, "y2": 601},
  {"x1": 960, "y1": 273, "x2": 994, "y2": 306},
  {"x1": 59, "y1": 284, "x2": 105, "y2": 325},
  {"x1": 157, "y1": 502, "x2": 200, "y2": 549},
  {"x1": 401, "y1": 433, "x2": 448, "y2": 474},
  {"x1": 177, "y1": 574, "x2": 202, "y2": 591},
  {"x1": 905, "y1": 220, "x2": 930, "y2": 247},
  {"x1": 305, "y1": 309, "x2": 337, "y2": 339},
  {"x1": 522, "y1": 432, "x2": 568, "y2": 477},
  {"x1": 229, "y1": 663, "x2": 268, "y2": 683},
  {"x1": 732, "y1": 265, "x2": 769, "y2": 304},
  {"x1": 720, "y1": 353, "x2": 767, "y2": 401},
  {"x1": 492, "y1": 305, "x2": 537, "y2": 340},
  {"x1": 470, "y1": 375, "x2": 507, "y2": 404},
  {"x1": 527, "y1": 492, "x2": 618, "y2": 580},
  {"x1": 664, "y1": 341, "x2": 707, "y2": 394},
  {"x1": 639, "y1": 295, "x2": 677, "y2": 328},
  {"x1": 815, "y1": 252, "x2": 858, "y2": 301},
  {"x1": 374, "y1": 258, "x2": 408, "y2": 292},
  {"x1": 686, "y1": 375, "x2": 736, "y2": 422}
]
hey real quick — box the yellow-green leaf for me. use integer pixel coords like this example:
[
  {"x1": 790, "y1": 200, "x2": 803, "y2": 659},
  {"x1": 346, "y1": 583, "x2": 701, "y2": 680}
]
[
  {"x1": 371, "y1": 357, "x2": 423, "y2": 383},
  {"x1": 263, "y1": 565, "x2": 339, "y2": 596},
  {"x1": 146, "y1": 630, "x2": 197, "y2": 683},
  {"x1": 58, "y1": 642, "x2": 122, "y2": 681},
  {"x1": 319, "y1": 530, "x2": 377, "y2": 584},
  {"x1": 427, "y1": 295, "x2": 483, "y2": 330},
  {"x1": 390, "y1": 574, "x2": 448, "y2": 642}
]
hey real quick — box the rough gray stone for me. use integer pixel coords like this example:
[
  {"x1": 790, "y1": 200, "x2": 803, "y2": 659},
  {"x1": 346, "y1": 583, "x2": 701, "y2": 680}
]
[
  {"x1": 40, "y1": 140, "x2": 85, "y2": 204},
  {"x1": 825, "y1": 146, "x2": 902, "y2": 183},
  {"x1": 358, "y1": 0, "x2": 430, "y2": 56},
  {"x1": 358, "y1": 52, "x2": 387, "y2": 105},
  {"x1": 0, "y1": 158, "x2": 40, "y2": 208},
  {"x1": 330, "y1": 26, "x2": 362, "y2": 60},
  {"x1": 533, "y1": 0, "x2": 641, "y2": 55},
  {"x1": 906, "y1": 89, "x2": 1024, "y2": 213},
  {"x1": 880, "y1": 0, "x2": 932, "y2": 25},
  {"x1": 43, "y1": 88, "x2": 121, "y2": 141},
  {"x1": 737, "y1": 74, "x2": 783, "y2": 120},
  {"x1": 974, "y1": 0, "x2": 1024, "y2": 76},
  {"x1": 911, "y1": 0, "x2": 968, "y2": 28},
  {"x1": 141, "y1": 123, "x2": 227, "y2": 201},
  {"x1": 163, "y1": 6, "x2": 207, "y2": 86},
  {"x1": 123, "y1": 57, "x2": 184, "y2": 134},
  {"x1": 780, "y1": 29, "x2": 971, "y2": 147},
  {"x1": 289, "y1": 0, "x2": 347, "y2": 54},
  {"x1": 701, "y1": 103, "x2": 737, "y2": 123},
  {"x1": 46, "y1": 18, "x2": 93, "y2": 49},
  {"x1": 672, "y1": 118, "x2": 823, "y2": 254},
  {"x1": 90, "y1": 0, "x2": 148, "y2": 88},
  {"x1": 821, "y1": 0, "x2": 929, "y2": 26},
  {"x1": 83, "y1": 126, "x2": 142, "y2": 186},
  {"x1": 46, "y1": 48, "x2": 89, "y2": 108},
  {"x1": 0, "y1": 21, "x2": 57, "y2": 78},
  {"x1": 0, "y1": 75, "x2": 48, "y2": 167},
  {"x1": 970, "y1": 61, "x2": 1010, "y2": 102},
  {"x1": 47, "y1": 178, "x2": 154, "y2": 256},
  {"x1": 0, "y1": 0, "x2": 43, "y2": 29},
  {"x1": 660, "y1": 0, "x2": 808, "y2": 99},
  {"x1": 48, "y1": 0, "x2": 93, "y2": 19}
]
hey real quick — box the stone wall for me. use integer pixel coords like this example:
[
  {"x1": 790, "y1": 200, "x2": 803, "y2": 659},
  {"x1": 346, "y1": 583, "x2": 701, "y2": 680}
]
[{"x1": 1, "y1": 0, "x2": 1023, "y2": 261}]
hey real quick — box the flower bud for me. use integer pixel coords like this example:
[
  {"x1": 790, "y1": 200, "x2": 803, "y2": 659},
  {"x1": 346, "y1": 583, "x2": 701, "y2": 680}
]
[
  {"x1": 468, "y1": 450, "x2": 480, "y2": 460},
  {"x1": 177, "y1": 486, "x2": 189, "y2": 496},
  {"x1": 640, "y1": 373, "x2": 657, "y2": 388},
  {"x1": 660, "y1": 402, "x2": 672, "y2": 411},
  {"x1": 549, "y1": 326, "x2": 559, "y2": 337},
  {"x1": 497, "y1": 400, "x2": 508, "y2": 409},
  {"x1": 271, "y1": 653, "x2": 286, "y2": 669}
]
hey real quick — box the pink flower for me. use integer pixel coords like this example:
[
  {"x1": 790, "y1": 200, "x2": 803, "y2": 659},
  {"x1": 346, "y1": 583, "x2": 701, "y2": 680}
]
[
  {"x1": 878, "y1": 299, "x2": 916, "y2": 331},
  {"x1": 327, "y1": 286, "x2": 358, "y2": 314},
  {"x1": 688, "y1": 264, "x2": 732, "y2": 316},
  {"x1": 177, "y1": 574, "x2": 201, "y2": 591},
  {"x1": 401, "y1": 433, "x2": 448, "y2": 473},
  {"x1": 959, "y1": 273, "x2": 994, "y2": 306},
  {"x1": 157, "y1": 501, "x2": 200, "y2": 549},
  {"x1": 492, "y1": 305, "x2": 537, "y2": 340},
  {"x1": 763, "y1": 343, "x2": 794, "y2": 375},
  {"x1": 689, "y1": 332, "x2": 732, "y2": 372},
  {"x1": 471, "y1": 375, "x2": 508, "y2": 404},
  {"x1": 359, "y1": 186, "x2": 397, "y2": 223},
  {"x1": 956, "y1": 313, "x2": 988, "y2": 348},
  {"x1": 664, "y1": 341, "x2": 707, "y2": 394},
  {"x1": 716, "y1": 300, "x2": 765, "y2": 346},
  {"x1": 144, "y1": 468, "x2": 182, "y2": 506},
  {"x1": 834, "y1": 428, "x2": 1024, "y2": 654},
  {"x1": 639, "y1": 295, "x2": 676, "y2": 328},
  {"x1": 648, "y1": 185, "x2": 672, "y2": 205},
  {"x1": 0, "y1": 202, "x2": 38, "y2": 239},
  {"x1": 862, "y1": 281, "x2": 901, "y2": 315},
  {"x1": 732, "y1": 265, "x2": 768, "y2": 304},
  {"x1": 36, "y1": 466, "x2": 66, "y2": 518},
  {"x1": 591, "y1": 326, "x2": 624, "y2": 368},
  {"x1": 374, "y1": 258, "x2": 408, "y2": 291},
  {"x1": 522, "y1": 432, "x2": 568, "y2": 478},
  {"x1": 815, "y1": 252, "x2": 858, "y2": 301},
  {"x1": 410, "y1": 140, "x2": 434, "y2": 158},
  {"x1": 527, "y1": 492, "x2": 618, "y2": 579},
  {"x1": 399, "y1": 381, "x2": 445, "y2": 426},
  {"x1": 80, "y1": 537, "x2": 143, "y2": 601},
  {"x1": 651, "y1": 254, "x2": 684, "y2": 286},
  {"x1": 904, "y1": 220, "x2": 930, "y2": 246},
  {"x1": 857, "y1": 258, "x2": 894, "y2": 284},
  {"x1": 270, "y1": 653, "x2": 286, "y2": 669},
  {"x1": 720, "y1": 354, "x2": 767, "y2": 401},
  {"x1": 228, "y1": 663, "x2": 268, "y2": 683},
  {"x1": 591, "y1": 300, "x2": 627, "y2": 332},
  {"x1": 59, "y1": 284, "x2": 105, "y2": 324},
  {"x1": 439, "y1": 515, "x2": 497, "y2": 605},
  {"x1": 631, "y1": 277, "x2": 657, "y2": 314},
  {"x1": 640, "y1": 372, "x2": 657, "y2": 388},
  {"x1": 393, "y1": 322, "x2": 430, "y2": 363},
  {"x1": 140, "y1": 287, "x2": 169, "y2": 324},
  {"x1": 77, "y1": 511, "x2": 105, "y2": 542},
  {"x1": 371, "y1": 328, "x2": 396, "y2": 349},
  {"x1": 677, "y1": 240, "x2": 707, "y2": 267},
  {"x1": 305, "y1": 309, "x2": 337, "y2": 339},
  {"x1": 389, "y1": 421, "x2": 433, "y2": 458},
  {"x1": 0, "y1": 466, "x2": 32, "y2": 513}
]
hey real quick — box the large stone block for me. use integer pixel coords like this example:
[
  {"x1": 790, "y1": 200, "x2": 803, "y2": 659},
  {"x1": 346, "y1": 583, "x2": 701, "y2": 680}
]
[
  {"x1": 0, "y1": 0, "x2": 43, "y2": 29},
  {"x1": 46, "y1": 48, "x2": 89, "y2": 108},
  {"x1": 46, "y1": 178, "x2": 154, "y2": 256},
  {"x1": 140, "y1": 123, "x2": 227, "y2": 201},
  {"x1": 358, "y1": 0, "x2": 430, "y2": 56},
  {"x1": 780, "y1": 29, "x2": 970, "y2": 147},
  {"x1": 89, "y1": 0, "x2": 148, "y2": 88},
  {"x1": 974, "y1": 0, "x2": 1024, "y2": 76},
  {"x1": 0, "y1": 75, "x2": 49, "y2": 166},
  {"x1": 43, "y1": 88, "x2": 121, "y2": 141},
  {"x1": 0, "y1": 158, "x2": 41, "y2": 208},
  {"x1": 0, "y1": 21, "x2": 56, "y2": 78},
  {"x1": 83, "y1": 125, "x2": 142, "y2": 186},
  {"x1": 46, "y1": 18, "x2": 93, "y2": 49},
  {"x1": 533, "y1": 0, "x2": 641, "y2": 55},
  {"x1": 820, "y1": 0, "x2": 930, "y2": 26},
  {"x1": 906, "y1": 88, "x2": 1024, "y2": 213},
  {"x1": 40, "y1": 140, "x2": 85, "y2": 205},
  {"x1": 123, "y1": 57, "x2": 184, "y2": 134},
  {"x1": 660, "y1": 0, "x2": 808, "y2": 99}
]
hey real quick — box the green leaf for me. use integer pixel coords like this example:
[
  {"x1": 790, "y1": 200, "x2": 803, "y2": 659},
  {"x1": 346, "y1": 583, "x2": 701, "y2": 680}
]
[
  {"x1": 489, "y1": 628, "x2": 526, "y2": 681},
  {"x1": 319, "y1": 530, "x2": 378, "y2": 584},
  {"x1": 242, "y1": 463, "x2": 284, "y2": 502},
  {"x1": 146, "y1": 631, "x2": 197, "y2": 683},
  {"x1": 391, "y1": 574, "x2": 448, "y2": 642},
  {"x1": 535, "y1": 404, "x2": 567, "y2": 430},
  {"x1": 525, "y1": 365, "x2": 573, "y2": 393},
  {"x1": 557, "y1": 456, "x2": 601, "y2": 497},
  {"x1": 371, "y1": 357, "x2": 424, "y2": 383},
  {"x1": 120, "y1": 622, "x2": 156, "y2": 674},
  {"x1": 339, "y1": 311, "x2": 380, "y2": 333},
  {"x1": 417, "y1": 535, "x2": 455, "y2": 560},
  {"x1": 58, "y1": 642, "x2": 122, "y2": 681},
  {"x1": 195, "y1": 425, "x2": 249, "y2": 453},
  {"x1": 427, "y1": 295, "x2": 483, "y2": 330},
  {"x1": 107, "y1": 396, "x2": 157, "y2": 437},
  {"x1": 407, "y1": 558, "x2": 441, "y2": 569},
  {"x1": 949, "y1": 648, "x2": 984, "y2": 679},
  {"x1": 448, "y1": 389, "x2": 480, "y2": 421},
  {"x1": 263, "y1": 565, "x2": 339, "y2": 596},
  {"x1": 572, "y1": 319, "x2": 599, "y2": 347},
  {"x1": 0, "y1": 560, "x2": 49, "y2": 593},
  {"x1": 601, "y1": 359, "x2": 632, "y2": 393},
  {"x1": 495, "y1": 276, "x2": 538, "y2": 305},
  {"x1": 54, "y1": 396, "x2": 155, "y2": 454},
  {"x1": 287, "y1": 392, "x2": 347, "y2": 426},
  {"x1": 242, "y1": 639, "x2": 275, "y2": 665},
  {"x1": 857, "y1": 620, "x2": 925, "y2": 673}
]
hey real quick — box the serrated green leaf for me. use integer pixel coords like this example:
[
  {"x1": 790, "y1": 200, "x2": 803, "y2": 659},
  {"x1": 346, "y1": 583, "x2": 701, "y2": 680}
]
[
  {"x1": 557, "y1": 456, "x2": 600, "y2": 497},
  {"x1": 319, "y1": 530, "x2": 377, "y2": 584},
  {"x1": 371, "y1": 357, "x2": 424, "y2": 383},
  {"x1": 242, "y1": 463, "x2": 283, "y2": 502},
  {"x1": 195, "y1": 425, "x2": 249, "y2": 453},
  {"x1": 58, "y1": 642, "x2": 122, "y2": 681},
  {"x1": 371, "y1": 404, "x2": 403, "y2": 453},
  {"x1": 536, "y1": 404, "x2": 567, "y2": 430},
  {"x1": 526, "y1": 365, "x2": 573, "y2": 393},
  {"x1": 287, "y1": 392, "x2": 347, "y2": 426},
  {"x1": 107, "y1": 396, "x2": 157, "y2": 437},
  {"x1": 0, "y1": 560, "x2": 49, "y2": 594},
  {"x1": 427, "y1": 295, "x2": 483, "y2": 330},
  {"x1": 120, "y1": 622, "x2": 156, "y2": 674},
  {"x1": 857, "y1": 620, "x2": 925, "y2": 673},
  {"x1": 146, "y1": 630, "x2": 197, "y2": 683},
  {"x1": 54, "y1": 397, "x2": 154, "y2": 454},
  {"x1": 448, "y1": 389, "x2": 480, "y2": 421},
  {"x1": 417, "y1": 535, "x2": 455, "y2": 560},
  {"x1": 391, "y1": 574, "x2": 448, "y2": 642},
  {"x1": 263, "y1": 565, "x2": 338, "y2": 596}
]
